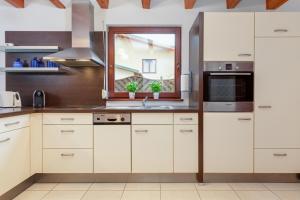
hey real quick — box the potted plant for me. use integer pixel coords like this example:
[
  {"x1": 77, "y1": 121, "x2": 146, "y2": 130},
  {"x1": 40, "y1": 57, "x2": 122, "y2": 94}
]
[
  {"x1": 126, "y1": 81, "x2": 138, "y2": 99},
  {"x1": 150, "y1": 81, "x2": 162, "y2": 100}
]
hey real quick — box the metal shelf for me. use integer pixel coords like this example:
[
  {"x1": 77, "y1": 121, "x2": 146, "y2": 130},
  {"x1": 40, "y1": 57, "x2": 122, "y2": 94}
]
[
  {"x1": 0, "y1": 67, "x2": 60, "y2": 73},
  {"x1": 0, "y1": 46, "x2": 59, "y2": 53}
]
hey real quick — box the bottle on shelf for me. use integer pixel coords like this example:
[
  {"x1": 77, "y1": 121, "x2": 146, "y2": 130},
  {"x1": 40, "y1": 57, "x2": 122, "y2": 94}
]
[
  {"x1": 23, "y1": 60, "x2": 29, "y2": 67},
  {"x1": 31, "y1": 57, "x2": 38, "y2": 67},
  {"x1": 37, "y1": 58, "x2": 45, "y2": 67},
  {"x1": 13, "y1": 58, "x2": 23, "y2": 68}
]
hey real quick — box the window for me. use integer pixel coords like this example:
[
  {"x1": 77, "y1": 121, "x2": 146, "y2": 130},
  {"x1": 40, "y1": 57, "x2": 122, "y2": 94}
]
[{"x1": 108, "y1": 27, "x2": 181, "y2": 99}]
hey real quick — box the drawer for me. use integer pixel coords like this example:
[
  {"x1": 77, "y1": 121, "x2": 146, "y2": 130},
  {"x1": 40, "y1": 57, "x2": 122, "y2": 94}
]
[
  {"x1": 43, "y1": 113, "x2": 92, "y2": 125},
  {"x1": 132, "y1": 113, "x2": 173, "y2": 125},
  {"x1": 0, "y1": 115, "x2": 30, "y2": 133},
  {"x1": 255, "y1": 149, "x2": 300, "y2": 173},
  {"x1": 255, "y1": 12, "x2": 300, "y2": 37},
  {"x1": 43, "y1": 125, "x2": 93, "y2": 148},
  {"x1": 43, "y1": 149, "x2": 93, "y2": 173},
  {"x1": 174, "y1": 113, "x2": 198, "y2": 124}
]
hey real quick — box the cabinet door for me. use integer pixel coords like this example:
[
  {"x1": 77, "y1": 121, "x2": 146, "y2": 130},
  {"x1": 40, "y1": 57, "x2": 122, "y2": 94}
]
[
  {"x1": 174, "y1": 125, "x2": 198, "y2": 173},
  {"x1": 30, "y1": 114, "x2": 43, "y2": 175},
  {"x1": 94, "y1": 125, "x2": 131, "y2": 173},
  {"x1": 132, "y1": 125, "x2": 173, "y2": 173},
  {"x1": 255, "y1": 38, "x2": 300, "y2": 148},
  {"x1": 0, "y1": 127, "x2": 30, "y2": 195},
  {"x1": 204, "y1": 113, "x2": 253, "y2": 173},
  {"x1": 204, "y1": 12, "x2": 254, "y2": 61}
]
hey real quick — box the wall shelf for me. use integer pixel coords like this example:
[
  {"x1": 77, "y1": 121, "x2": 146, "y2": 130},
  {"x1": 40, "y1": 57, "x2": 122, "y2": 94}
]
[
  {"x1": 0, "y1": 67, "x2": 62, "y2": 73},
  {"x1": 0, "y1": 46, "x2": 59, "y2": 53}
]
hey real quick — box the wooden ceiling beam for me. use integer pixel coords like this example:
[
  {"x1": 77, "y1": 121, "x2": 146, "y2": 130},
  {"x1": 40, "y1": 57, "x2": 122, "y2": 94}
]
[
  {"x1": 141, "y1": 0, "x2": 151, "y2": 9},
  {"x1": 49, "y1": 0, "x2": 65, "y2": 9},
  {"x1": 185, "y1": 0, "x2": 196, "y2": 9},
  {"x1": 266, "y1": 0, "x2": 288, "y2": 9},
  {"x1": 226, "y1": 0, "x2": 241, "y2": 9},
  {"x1": 97, "y1": 0, "x2": 109, "y2": 9},
  {"x1": 5, "y1": 0, "x2": 24, "y2": 8}
]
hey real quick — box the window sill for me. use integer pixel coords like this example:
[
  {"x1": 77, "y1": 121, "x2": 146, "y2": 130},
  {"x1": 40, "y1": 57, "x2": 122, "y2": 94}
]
[{"x1": 107, "y1": 98, "x2": 184, "y2": 102}]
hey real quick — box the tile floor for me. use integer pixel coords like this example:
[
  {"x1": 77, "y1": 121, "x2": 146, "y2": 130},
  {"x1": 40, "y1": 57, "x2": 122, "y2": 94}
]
[{"x1": 13, "y1": 183, "x2": 300, "y2": 200}]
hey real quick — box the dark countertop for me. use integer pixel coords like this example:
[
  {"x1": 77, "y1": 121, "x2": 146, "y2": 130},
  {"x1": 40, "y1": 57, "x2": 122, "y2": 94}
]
[{"x1": 0, "y1": 106, "x2": 199, "y2": 119}]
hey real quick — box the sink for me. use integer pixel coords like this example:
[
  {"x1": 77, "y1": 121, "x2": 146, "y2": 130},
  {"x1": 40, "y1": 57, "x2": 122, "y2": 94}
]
[
  {"x1": 147, "y1": 106, "x2": 174, "y2": 110},
  {"x1": 102, "y1": 106, "x2": 174, "y2": 110}
]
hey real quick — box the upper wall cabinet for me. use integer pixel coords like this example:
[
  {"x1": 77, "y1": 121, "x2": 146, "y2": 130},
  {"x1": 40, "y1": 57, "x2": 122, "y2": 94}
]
[
  {"x1": 204, "y1": 12, "x2": 254, "y2": 61},
  {"x1": 255, "y1": 12, "x2": 300, "y2": 37}
]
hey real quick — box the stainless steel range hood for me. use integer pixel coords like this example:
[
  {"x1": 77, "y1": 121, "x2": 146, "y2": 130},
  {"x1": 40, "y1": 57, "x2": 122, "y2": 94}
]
[{"x1": 44, "y1": 0, "x2": 105, "y2": 67}]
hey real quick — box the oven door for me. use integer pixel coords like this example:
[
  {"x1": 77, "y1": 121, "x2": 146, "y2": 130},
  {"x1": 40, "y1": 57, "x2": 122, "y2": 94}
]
[{"x1": 204, "y1": 72, "x2": 254, "y2": 112}]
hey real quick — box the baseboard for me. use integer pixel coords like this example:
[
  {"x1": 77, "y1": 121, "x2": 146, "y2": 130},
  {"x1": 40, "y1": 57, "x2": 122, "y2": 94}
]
[{"x1": 204, "y1": 173, "x2": 300, "y2": 183}]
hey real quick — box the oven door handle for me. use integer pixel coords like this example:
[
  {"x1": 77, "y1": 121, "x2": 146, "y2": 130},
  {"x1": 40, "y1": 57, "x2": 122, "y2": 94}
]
[{"x1": 209, "y1": 73, "x2": 252, "y2": 76}]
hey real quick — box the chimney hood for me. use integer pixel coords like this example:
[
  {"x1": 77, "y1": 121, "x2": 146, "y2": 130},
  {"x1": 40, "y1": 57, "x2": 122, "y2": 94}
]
[{"x1": 44, "y1": 0, "x2": 105, "y2": 67}]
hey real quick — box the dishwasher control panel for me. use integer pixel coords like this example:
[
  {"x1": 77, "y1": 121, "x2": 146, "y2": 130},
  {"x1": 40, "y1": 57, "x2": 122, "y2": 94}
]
[{"x1": 93, "y1": 113, "x2": 131, "y2": 124}]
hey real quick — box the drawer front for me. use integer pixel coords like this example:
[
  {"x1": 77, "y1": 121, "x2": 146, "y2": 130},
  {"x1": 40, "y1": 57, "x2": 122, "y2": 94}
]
[
  {"x1": 255, "y1": 149, "x2": 300, "y2": 173},
  {"x1": 174, "y1": 113, "x2": 198, "y2": 125},
  {"x1": 43, "y1": 113, "x2": 93, "y2": 125},
  {"x1": 255, "y1": 12, "x2": 300, "y2": 37},
  {"x1": 43, "y1": 125, "x2": 93, "y2": 148},
  {"x1": 43, "y1": 149, "x2": 93, "y2": 173},
  {"x1": 132, "y1": 113, "x2": 173, "y2": 125},
  {"x1": 0, "y1": 115, "x2": 30, "y2": 133}
]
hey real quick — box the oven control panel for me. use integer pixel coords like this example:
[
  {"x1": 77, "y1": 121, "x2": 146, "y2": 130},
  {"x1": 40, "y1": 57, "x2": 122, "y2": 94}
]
[{"x1": 204, "y1": 61, "x2": 254, "y2": 72}]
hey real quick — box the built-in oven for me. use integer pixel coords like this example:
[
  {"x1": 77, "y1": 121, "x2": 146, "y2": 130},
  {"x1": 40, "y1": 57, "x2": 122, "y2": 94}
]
[{"x1": 203, "y1": 61, "x2": 254, "y2": 112}]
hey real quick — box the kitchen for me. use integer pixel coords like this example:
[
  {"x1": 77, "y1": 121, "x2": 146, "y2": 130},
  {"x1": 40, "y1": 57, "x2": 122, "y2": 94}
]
[{"x1": 0, "y1": 0, "x2": 300, "y2": 200}]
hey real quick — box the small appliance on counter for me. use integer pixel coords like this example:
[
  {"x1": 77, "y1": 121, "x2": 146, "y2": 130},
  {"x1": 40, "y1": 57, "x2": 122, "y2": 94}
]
[
  {"x1": 33, "y1": 90, "x2": 45, "y2": 108},
  {"x1": 0, "y1": 91, "x2": 22, "y2": 108}
]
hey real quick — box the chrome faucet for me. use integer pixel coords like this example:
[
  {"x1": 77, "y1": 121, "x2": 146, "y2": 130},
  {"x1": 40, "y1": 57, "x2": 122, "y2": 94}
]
[{"x1": 142, "y1": 96, "x2": 148, "y2": 108}]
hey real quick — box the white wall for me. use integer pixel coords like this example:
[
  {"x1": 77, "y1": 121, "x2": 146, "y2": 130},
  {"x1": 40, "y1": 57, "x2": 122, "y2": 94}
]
[{"x1": 0, "y1": 0, "x2": 300, "y2": 105}]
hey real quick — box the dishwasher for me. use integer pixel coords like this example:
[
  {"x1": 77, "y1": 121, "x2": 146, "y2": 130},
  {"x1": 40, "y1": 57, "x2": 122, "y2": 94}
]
[{"x1": 93, "y1": 113, "x2": 132, "y2": 173}]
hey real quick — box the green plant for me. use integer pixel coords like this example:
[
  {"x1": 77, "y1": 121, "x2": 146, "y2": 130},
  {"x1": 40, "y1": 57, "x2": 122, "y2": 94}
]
[
  {"x1": 126, "y1": 81, "x2": 138, "y2": 93},
  {"x1": 150, "y1": 81, "x2": 162, "y2": 93}
]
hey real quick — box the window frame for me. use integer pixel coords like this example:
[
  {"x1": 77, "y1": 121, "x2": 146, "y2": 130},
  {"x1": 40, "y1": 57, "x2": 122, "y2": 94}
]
[
  {"x1": 142, "y1": 59, "x2": 157, "y2": 74},
  {"x1": 108, "y1": 27, "x2": 181, "y2": 100}
]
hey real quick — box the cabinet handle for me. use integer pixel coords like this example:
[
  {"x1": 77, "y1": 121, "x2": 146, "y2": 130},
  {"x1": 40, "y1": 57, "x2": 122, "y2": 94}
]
[
  {"x1": 274, "y1": 29, "x2": 288, "y2": 33},
  {"x1": 238, "y1": 118, "x2": 252, "y2": 121},
  {"x1": 0, "y1": 138, "x2": 10, "y2": 143},
  {"x1": 60, "y1": 118, "x2": 74, "y2": 121},
  {"x1": 4, "y1": 121, "x2": 20, "y2": 127},
  {"x1": 60, "y1": 130, "x2": 75, "y2": 134},
  {"x1": 238, "y1": 53, "x2": 252, "y2": 57},
  {"x1": 180, "y1": 129, "x2": 193, "y2": 133},
  {"x1": 61, "y1": 153, "x2": 75, "y2": 157},
  {"x1": 273, "y1": 153, "x2": 287, "y2": 157},
  {"x1": 258, "y1": 105, "x2": 272, "y2": 109},
  {"x1": 135, "y1": 130, "x2": 148, "y2": 133},
  {"x1": 180, "y1": 117, "x2": 193, "y2": 121}
]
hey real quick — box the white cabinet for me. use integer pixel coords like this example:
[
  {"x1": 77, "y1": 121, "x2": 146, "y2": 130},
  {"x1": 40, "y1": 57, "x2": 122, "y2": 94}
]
[
  {"x1": 0, "y1": 115, "x2": 29, "y2": 133},
  {"x1": 255, "y1": 38, "x2": 300, "y2": 148},
  {"x1": 174, "y1": 113, "x2": 198, "y2": 125},
  {"x1": 132, "y1": 113, "x2": 173, "y2": 125},
  {"x1": 174, "y1": 125, "x2": 198, "y2": 173},
  {"x1": 204, "y1": 113, "x2": 253, "y2": 173},
  {"x1": 30, "y1": 114, "x2": 43, "y2": 175},
  {"x1": 94, "y1": 125, "x2": 131, "y2": 173},
  {"x1": 43, "y1": 113, "x2": 93, "y2": 125},
  {"x1": 204, "y1": 12, "x2": 254, "y2": 61},
  {"x1": 0, "y1": 127, "x2": 30, "y2": 195},
  {"x1": 132, "y1": 125, "x2": 173, "y2": 173},
  {"x1": 255, "y1": 12, "x2": 300, "y2": 37}
]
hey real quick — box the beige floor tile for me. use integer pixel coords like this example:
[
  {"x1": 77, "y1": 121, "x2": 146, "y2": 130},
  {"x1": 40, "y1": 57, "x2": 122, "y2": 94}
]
[
  {"x1": 42, "y1": 191, "x2": 86, "y2": 200},
  {"x1": 199, "y1": 191, "x2": 239, "y2": 200},
  {"x1": 81, "y1": 191, "x2": 123, "y2": 200},
  {"x1": 53, "y1": 183, "x2": 91, "y2": 191},
  {"x1": 273, "y1": 190, "x2": 300, "y2": 200},
  {"x1": 161, "y1": 190, "x2": 200, "y2": 200},
  {"x1": 121, "y1": 191, "x2": 160, "y2": 200},
  {"x1": 236, "y1": 191, "x2": 280, "y2": 200},
  {"x1": 230, "y1": 183, "x2": 268, "y2": 191},
  {"x1": 161, "y1": 183, "x2": 196, "y2": 191},
  {"x1": 89, "y1": 183, "x2": 125, "y2": 191},
  {"x1": 196, "y1": 183, "x2": 232, "y2": 191},
  {"x1": 13, "y1": 191, "x2": 49, "y2": 200},
  {"x1": 125, "y1": 183, "x2": 160, "y2": 191},
  {"x1": 264, "y1": 183, "x2": 300, "y2": 191},
  {"x1": 26, "y1": 183, "x2": 57, "y2": 191}
]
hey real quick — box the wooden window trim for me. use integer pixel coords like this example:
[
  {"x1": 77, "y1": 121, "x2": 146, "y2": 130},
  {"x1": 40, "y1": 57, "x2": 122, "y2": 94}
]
[{"x1": 108, "y1": 27, "x2": 181, "y2": 100}]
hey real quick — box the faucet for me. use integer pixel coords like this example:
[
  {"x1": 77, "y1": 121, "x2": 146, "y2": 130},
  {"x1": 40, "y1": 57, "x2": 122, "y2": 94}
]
[{"x1": 142, "y1": 96, "x2": 148, "y2": 108}]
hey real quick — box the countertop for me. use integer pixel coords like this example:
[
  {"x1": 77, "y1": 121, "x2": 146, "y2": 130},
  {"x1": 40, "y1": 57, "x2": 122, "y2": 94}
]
[{"x1": 0, "y1": 106, "x2": 199, "y2": 119}]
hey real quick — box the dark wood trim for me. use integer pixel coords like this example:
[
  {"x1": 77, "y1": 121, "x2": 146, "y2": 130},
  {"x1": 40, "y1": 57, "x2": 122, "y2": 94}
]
[
  {"x1": 226, "y1": 0, "x2": 241, "y2": 9},
  {"x1": 266, "y1": 0, "x2": 289, "y2": 9},
  {"x1": 107, "y1": 98, "x2": 184, "y2": 101},
  {"x1": 96, "y1": 0, "x2": 109, "y2": 9},
  {"x1": 5, "y1": 0, "x2": 24, "y2": 8},
  {"x1": 49, "y1": 0, "x2": 65, "y2": 9},
  {"x1": 184, "y1": 0, "x2": 196, "y2": 9},
  {"x1": 108, "y1": 27, "x2": 182, "y2": 100},
  {"x1": 141, "y1": 0, "x2": 151, "y2": 9}
]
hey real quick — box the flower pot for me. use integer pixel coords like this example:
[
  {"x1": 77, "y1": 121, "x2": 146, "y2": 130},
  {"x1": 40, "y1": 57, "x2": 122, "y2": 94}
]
[
  {"x1": 129, "y1": 92, "x2": 135, "y2": 99},
  {"x1": 153, "y1": 92, "x2": 160, "y2": 100}
]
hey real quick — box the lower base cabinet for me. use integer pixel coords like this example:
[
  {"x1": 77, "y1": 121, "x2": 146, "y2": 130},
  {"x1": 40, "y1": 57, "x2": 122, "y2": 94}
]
[
  {"x1": 94, "y1": 125, "x2": 131, "y2": 173},
  {"x1": 0, "y1": 127, "x2": 30, "y2": 196},
  {"x1": 132, "y1": 125, "x2": 173, "y2": 173},
  {"x1": 43, "y1": 149, "x2": 93, "y2": 173},
  {"x1": 204, "y1": 113, "x2": 254, "y2": 173}
]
